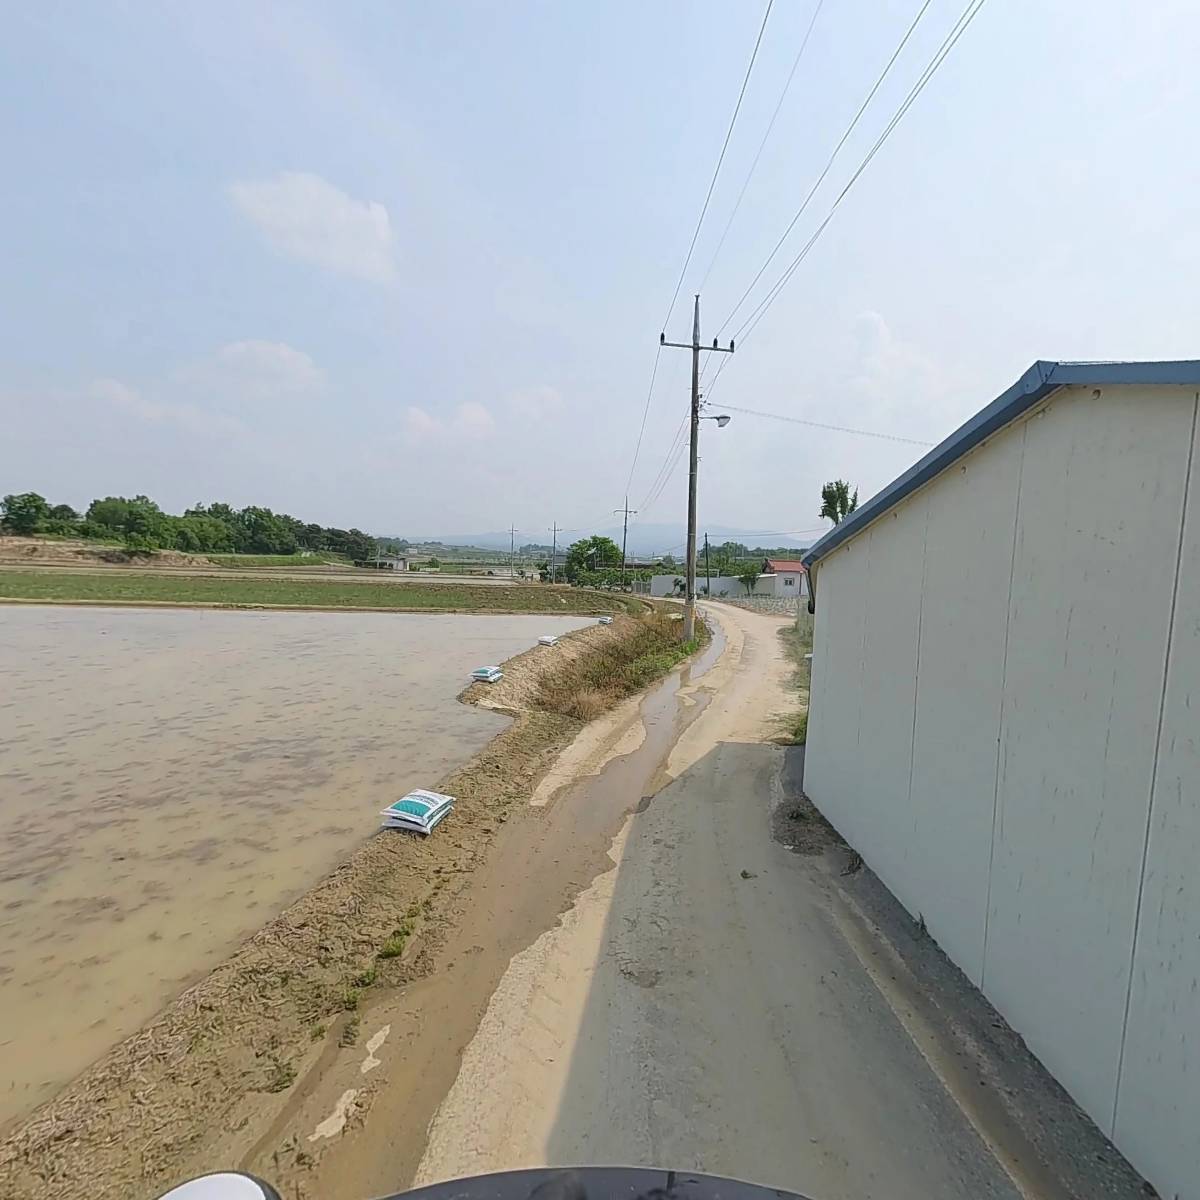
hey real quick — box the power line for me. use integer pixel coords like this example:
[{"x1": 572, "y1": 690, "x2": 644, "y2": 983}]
[
  {"x1": 558, "y1": 508, "x2": 629, "y2": 535},
  {"x1": 635, "y1": 413, "x2": 688, "y2": 511},
  {"x1": 643, "y1": 439, "x2": 689, "y2": 514},
  {"x1": 700, "y1": 0, "x2": 986, "y2": 407},
  {"x1": 716, "y1": 0, "x2": 933, "y2": 338},
  {"x1": 623, "y1": 344, "x2": 664, "y2": 496},
  {"x1": 731, "y1": 0, "x2": 989, "y2": 349},
  {"x1": 637, "y1": 413, "x2": 690, "y2": 512},
  {"x1": 661, "y1": 0, "x2": 775, "y2": 333},
  {"x1": 708, "y1": 402, "x2": 935, "y2": 446},
  {"x1": 700, "y1": 345, "x2": 735, "y2": 403},
  {"x1": 697, "y1": 0, "x2": 827, "y2": 294},
  {"x1": 626, "y1": 0, "x2": 774, "y2": 498}
]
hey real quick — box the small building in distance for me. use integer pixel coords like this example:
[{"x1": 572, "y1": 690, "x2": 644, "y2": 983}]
[
  {"x1": 761, "y1": 558, "x2": 807, "y2": 597},
  {"x1": 355, "y1": 553, "x2": 408, "y2": 571}
]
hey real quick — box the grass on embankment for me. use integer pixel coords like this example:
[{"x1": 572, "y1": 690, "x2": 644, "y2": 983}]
[
  {"x1": 204, "y1": 552, "x2": 350, "y2": 568},
  {"x1": 0, "y1": 569, "x2": 641, "y2": 614},
  {"x1": 536, "y1": 610, "x2": 706, "y2": 719},
  {"x1": 779, "y1": 612, "x2": 813, "y2": 744}
]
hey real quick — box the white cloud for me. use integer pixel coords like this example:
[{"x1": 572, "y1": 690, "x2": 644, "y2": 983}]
[
  {"x1": 403, "y1": 405, "x2": 441, "y2": 438},
  {"x1": 173, "y1": 339, "x2": 326, "y2": 413},
  {"x1": 453, "y1": 401, "x2": 494, "y2": 437},
  {"x1": 214, "y1": 340, "x2": 325, "y2": 392},
  {"x1": 508, "y1": 385, "x2": 563, "y2": 419},
  {"x1": 401, "y1": 401, "x2": 495, "y2": 440},
  {"x1": 93, "y1": 338, "x2": 325, "y2": 441},
  {"x1": 93, "y1": 378, "x2": 245, "y2": 439},
  {"x1": 228, "y1": 172, "x2": 396, "y2": 283}
]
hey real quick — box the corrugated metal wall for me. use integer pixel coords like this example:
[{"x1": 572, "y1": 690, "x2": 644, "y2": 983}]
[{"x1": 804, "y1": 384, "x2": 1200, "y2": 1200}]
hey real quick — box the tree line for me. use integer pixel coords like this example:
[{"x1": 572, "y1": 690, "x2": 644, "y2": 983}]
[
  {"x1": 0, "y1": 491, "x2": 391, "y2": 560},
  {"x1": 1, "y1": 480, "x2": 857, "y2": 565},
  {"x1": 544, "y1": 534, "x2": 815, "y2": 590}
]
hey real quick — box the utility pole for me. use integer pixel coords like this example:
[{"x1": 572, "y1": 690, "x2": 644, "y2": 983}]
[
  {"x1": 661, "y1": 295, "x2": 734, "y2": 641},
  {"x1": 509, "y1": 525, "x2": 517, "y2": 581},
  {"x1": 704, "y1": 532, "x2": 711, "y2": 597},
  {"x1": 550, "y1": 521, "x2": 558, "y2": 584},
  {"x1": 614, "y1": 497, "x2": 637, "y2": 589}
]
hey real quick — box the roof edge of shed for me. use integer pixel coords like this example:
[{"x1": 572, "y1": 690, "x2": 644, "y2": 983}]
[{"x1": 800, "y1": 358, "x2": 1200, "y2": 571}]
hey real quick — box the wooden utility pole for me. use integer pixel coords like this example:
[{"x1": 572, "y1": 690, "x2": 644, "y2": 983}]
[
  {"x1": 704, "y1": 531, "x2": 711, "y2": 597},
  {"x1": 614, "y1": 498, "x2": 638, "y2": 588},
  {"x1": 550, "y1": 521, "x2": 558, "y2": 583},
  {"x1": 661, "y1": 295, "x2": 733, "y2": 640},
  {"x1": 509, "y1": 525, "x2": 517, "y2": 580}
]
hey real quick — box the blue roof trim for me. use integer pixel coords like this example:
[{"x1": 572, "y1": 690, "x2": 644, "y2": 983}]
[{"x1": 801, "y1": 359, "x2": 1200, "y2": 571}]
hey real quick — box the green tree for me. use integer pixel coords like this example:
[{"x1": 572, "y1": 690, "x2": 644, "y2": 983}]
[
  {"x1": 187, "y1": 502, "x2": 245, "y2": 550},
  {"x1": 42, "y1": 503, "x2": 81, "y2": 535},
  {"x1": 297, "y1": 523, "x2": 326, "y2": 550},
  {"x1": 123, "y1": 533, "x2": 158, "y2": 554},
  {"x1": 738, "y1": 567, "x2": 761, "y2": 596},
  {"x1": 122, "y1": 497, "x2": 170, "y2": 549},
  {"x1": 86, "y1": 496, "x2": 133, "y2": 532},
  {"x1": 1, "y1": 492, "x2": 50, "y2": 534},
  {"x1": 564, "y1": 535, "x2": 621, "y2": 582},
  {"x1": 819, "y1": 479, "x2": 858, "y2": 525},
  {"x1": 345, "y1": 529, "x2": 377, "y2": 560},
  {"x1": 173, "y1": 513, "x2": 234, "y2": 552},
  {"x1": 236, "y1": 507, "x2": 298, "y2": 554}
]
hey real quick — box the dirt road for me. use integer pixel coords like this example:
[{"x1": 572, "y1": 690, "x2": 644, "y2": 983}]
[{"x1": 262, "y1": 603, "x2": 1139, "y2": 1200}]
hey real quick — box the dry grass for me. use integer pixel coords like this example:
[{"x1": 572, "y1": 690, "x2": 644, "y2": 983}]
[
  {"x1": 560, "y1": 686, "x2": 611, "y2": 721},
  {"x1": 778, "y1": 620, "x2": 813, "y2": 744},
  {"x1": 535, "y1": 611, "x2": 702, "y2": 719}
]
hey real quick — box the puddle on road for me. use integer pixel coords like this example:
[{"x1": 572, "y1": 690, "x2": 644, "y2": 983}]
[
  {"x1": 557, "y1": 619, "x2": 723, "y2": 829},
  {"x1": 291, "y1": 613, "x2": 727, "y2": 1198},
  {"x1": 0, "y1": 605, "x2": 593, "y2": 1131}
]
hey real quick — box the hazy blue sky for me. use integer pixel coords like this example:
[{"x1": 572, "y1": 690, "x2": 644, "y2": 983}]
[{"x1": 2, "y1": 1, "x2": 1198, "y2": 547}]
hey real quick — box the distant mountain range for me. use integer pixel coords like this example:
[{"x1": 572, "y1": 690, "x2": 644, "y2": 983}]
[{"x1": 394, "y1": 523, "x2": 812, "y2": 558}]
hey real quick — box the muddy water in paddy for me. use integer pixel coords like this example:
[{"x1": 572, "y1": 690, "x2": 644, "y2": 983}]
[{"x1": 0, "y1": 605, "x2": 592, "y2": 1130}]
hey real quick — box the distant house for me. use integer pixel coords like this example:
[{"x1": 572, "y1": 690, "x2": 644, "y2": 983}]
[
  {"x1": 762, "y1": 558, "x2": 807, "y2": 597},
  {"x1": 356, "y1": 553, "x2": 408, "y2": 571}
]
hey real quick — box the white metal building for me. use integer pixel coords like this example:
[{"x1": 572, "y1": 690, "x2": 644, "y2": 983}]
[{"x1": 802, "y1": 360, "x2": 1200, "y2": 1200}]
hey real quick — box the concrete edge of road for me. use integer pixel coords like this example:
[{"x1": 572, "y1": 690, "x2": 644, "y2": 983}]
[
  {"x1": 0, "y1": 596, "x2": 634, "y2": 617},
  {"x1": 781, "y1": 758, "x2": 1149, "y2": 1200}
]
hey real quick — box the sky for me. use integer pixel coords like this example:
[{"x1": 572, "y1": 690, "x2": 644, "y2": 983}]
[{"x1": 2, "y1": 0, "x2": 1199, "y2": 551}]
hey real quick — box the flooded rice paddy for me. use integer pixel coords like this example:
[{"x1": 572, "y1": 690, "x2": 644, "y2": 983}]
[{"x1": 0, "y1": 605, "x2": 592, "y2": 1130}]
